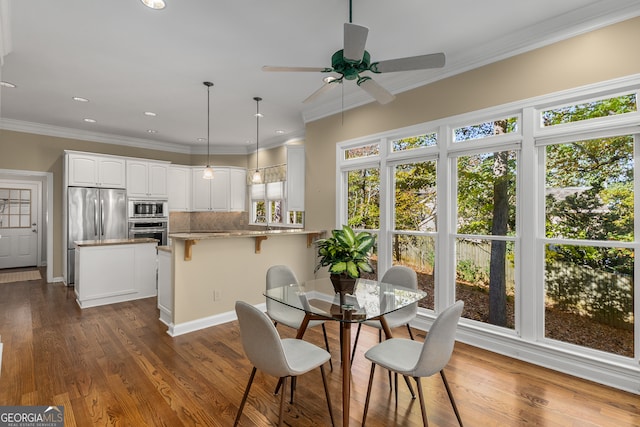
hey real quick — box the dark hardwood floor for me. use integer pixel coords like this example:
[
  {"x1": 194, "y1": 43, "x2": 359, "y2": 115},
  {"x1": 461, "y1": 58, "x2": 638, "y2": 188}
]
[{"x1": 0, "y1": 269, "x2": 639, "y2": 426}]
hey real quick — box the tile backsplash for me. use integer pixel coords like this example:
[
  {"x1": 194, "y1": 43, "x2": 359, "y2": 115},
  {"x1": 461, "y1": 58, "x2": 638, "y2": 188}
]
[{"x1": 169, "y1": 211, "x2": 251, "y2": 232}]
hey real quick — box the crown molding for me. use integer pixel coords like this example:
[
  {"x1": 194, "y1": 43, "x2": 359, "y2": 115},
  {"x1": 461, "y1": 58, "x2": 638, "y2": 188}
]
[{"x1": 0, "y1": 118, "x2": 305, "y2": 155}]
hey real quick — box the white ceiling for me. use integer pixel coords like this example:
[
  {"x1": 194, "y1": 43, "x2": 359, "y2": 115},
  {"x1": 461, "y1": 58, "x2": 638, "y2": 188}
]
[{"x1": 1, "y1": 0, "x2": 639, "y2": 154}]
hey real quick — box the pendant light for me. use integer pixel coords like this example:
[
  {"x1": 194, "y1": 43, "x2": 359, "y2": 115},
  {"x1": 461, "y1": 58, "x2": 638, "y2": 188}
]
[
  {"x1": 252, "y1": 96, "x2": 263, "y2": 184},
  {"x1": 202, "y1": 81, "x2": 214, "y2": 179}
]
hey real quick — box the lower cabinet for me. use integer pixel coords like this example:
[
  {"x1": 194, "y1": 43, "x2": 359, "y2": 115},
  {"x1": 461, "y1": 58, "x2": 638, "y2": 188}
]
[{"x1": 75, "y1": 242, "x2": 157, "y2": 308}]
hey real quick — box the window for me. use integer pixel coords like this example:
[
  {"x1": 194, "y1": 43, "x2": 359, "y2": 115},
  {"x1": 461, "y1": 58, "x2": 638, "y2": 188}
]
[
  {"x1": 543, "y1": 133, "x2": 634, "y2": 357},
  {"x1": 337, "y1": 82, "x2": 640, "y2": 385},
  {"x1": 454, "y1": 116, "x2": 518, "y2": 142},
  {"x1": 347, "y1": 167, "x2": 380, "y2": 230},
  {"x1": 250, "y1": 181, "x2": 303, "y2": 227},
  {"x1": 541, "y1": 93, "x2": 637, "y2": 127},
  {"x1": 0, "y1": 188, "x2": 32, "y2": 229},
  {"x1": 391, "y1": 133, "x2": 437, "y2": 152},
  {"x1": 456, "y1": 150, "x2": 518, "y2": 328}
]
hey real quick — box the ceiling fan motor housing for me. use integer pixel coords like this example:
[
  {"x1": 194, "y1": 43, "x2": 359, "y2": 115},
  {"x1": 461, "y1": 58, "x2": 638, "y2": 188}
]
[{"x1": 332, "y1": 49, "x2": 371, "y2": 80}]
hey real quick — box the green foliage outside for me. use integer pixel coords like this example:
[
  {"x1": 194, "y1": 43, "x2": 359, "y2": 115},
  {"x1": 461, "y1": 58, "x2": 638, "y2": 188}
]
[{"x1": 344, "y1": 94, "x2": 636, "y2": 346}]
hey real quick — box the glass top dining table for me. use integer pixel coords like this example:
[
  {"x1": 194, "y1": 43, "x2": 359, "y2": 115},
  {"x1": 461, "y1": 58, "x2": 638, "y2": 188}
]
[{"x1": 265, "y1": 277, "x2": 427, "y2": 426}]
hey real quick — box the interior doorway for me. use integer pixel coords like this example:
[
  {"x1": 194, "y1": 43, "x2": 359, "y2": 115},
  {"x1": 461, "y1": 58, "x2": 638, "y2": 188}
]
[
  {"x1": 0, "y1": 182, "x2": 40, "y2": 268},
  {"x1": 0, "y1": 170, "x2": 53, "y2": 283}
]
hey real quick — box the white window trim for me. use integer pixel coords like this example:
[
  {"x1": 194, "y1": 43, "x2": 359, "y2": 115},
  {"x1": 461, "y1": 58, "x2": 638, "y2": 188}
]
[{"x1": 335, "y1": 73, "x2": 640, "y2": 394}]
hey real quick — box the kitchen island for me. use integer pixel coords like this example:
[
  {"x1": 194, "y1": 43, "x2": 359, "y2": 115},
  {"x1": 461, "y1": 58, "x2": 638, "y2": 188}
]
[
  {"x1": 74, "y1": 238, "x2": 158, "y2": 308},
  {"x1": 164, "y1": 229, "x2": 324, "y2": 336}
]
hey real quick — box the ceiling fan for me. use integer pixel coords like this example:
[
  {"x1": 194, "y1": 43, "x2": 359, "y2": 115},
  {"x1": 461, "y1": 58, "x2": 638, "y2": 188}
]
[{"x1": 262, "y1": 1, "x2": 446, "y2": 105}]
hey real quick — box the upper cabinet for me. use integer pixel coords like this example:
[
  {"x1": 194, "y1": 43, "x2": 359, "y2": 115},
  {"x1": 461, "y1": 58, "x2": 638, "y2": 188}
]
[
  {"x1": 167, "y1": 166, "x2": 191, "y2": 211},
  {"x1": 126, "y1": 159, "x2": 169, "y2": 198},
  {"x1": 229, "y1": 168, "x2": 247, "y2": 212},
  {"x1": 191, "y1": 167, "x2": 246, "y2": 212},
  {"x1": 67, "y1": 152, "x2": 126, "y2": 188},
  {"x1": 286, "y1": 146, "x2": 305, "y2": 212}
]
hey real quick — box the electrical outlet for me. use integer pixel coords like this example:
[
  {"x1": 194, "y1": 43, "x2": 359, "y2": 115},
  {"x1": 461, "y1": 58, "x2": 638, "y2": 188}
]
[{"x1": 213, "y1": 290, "x2": 222, "y2": 301}]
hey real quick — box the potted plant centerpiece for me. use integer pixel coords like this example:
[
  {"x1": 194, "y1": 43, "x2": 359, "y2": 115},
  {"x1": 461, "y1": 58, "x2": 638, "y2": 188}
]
[{"x1": 315, "y1": 225, "x2": 376, "y2": 295}]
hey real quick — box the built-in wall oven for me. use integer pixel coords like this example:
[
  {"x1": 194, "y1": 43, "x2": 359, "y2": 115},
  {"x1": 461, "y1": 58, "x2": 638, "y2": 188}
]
[
  {"x1": 128, "y1": 219, "x2": 168, "y2": 245},
  {"x1": 128, "y1": 199, "x2": 168, "y2": 245}
]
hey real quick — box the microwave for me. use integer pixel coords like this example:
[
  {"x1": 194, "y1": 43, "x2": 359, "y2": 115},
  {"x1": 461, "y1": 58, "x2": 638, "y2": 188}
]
[{"x1": 128, "y1": 199, "x2": 168, "y2": 218}]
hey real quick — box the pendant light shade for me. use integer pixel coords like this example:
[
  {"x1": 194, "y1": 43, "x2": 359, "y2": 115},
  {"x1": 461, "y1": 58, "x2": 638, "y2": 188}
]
[
  {"x1": 252, "y1": 96, "x2": 263, "y2": 184},
  {"x1": 202, "y1": 81, "x2": 214, "y2": 179}
]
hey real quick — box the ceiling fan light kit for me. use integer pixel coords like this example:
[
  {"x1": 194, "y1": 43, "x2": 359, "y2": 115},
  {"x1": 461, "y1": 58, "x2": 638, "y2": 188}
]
[{"x1": 262, "y1": 1, "x2": 445, "y2": 105}]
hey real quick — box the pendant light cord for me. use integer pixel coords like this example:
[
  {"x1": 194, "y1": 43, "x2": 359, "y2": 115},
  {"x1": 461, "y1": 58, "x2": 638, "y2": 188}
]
[{"x1": 254, "y1": 97, "x2": 262, "y2": 173}]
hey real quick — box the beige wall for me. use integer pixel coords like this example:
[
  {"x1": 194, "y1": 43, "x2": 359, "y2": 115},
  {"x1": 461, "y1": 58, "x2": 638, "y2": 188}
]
[{"x1": 304, "y1": 16, "x2": 640, "y2": 231}]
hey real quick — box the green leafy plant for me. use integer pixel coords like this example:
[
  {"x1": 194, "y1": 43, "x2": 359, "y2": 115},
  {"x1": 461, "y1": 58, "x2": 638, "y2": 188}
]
[{"x1": 315, "y1": 225, "x2": 376, "y2": 278}]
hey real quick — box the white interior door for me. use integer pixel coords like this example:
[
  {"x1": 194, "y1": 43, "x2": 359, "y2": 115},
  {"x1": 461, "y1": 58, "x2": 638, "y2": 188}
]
[{"x1": 0, "y1": 183, "x2": 39, "y2": 269}]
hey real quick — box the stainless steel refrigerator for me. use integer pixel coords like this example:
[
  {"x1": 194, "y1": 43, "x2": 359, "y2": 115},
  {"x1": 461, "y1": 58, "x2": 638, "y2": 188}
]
[{"x1": 67, "y1": 187, "x2": 127, "y2": 284}]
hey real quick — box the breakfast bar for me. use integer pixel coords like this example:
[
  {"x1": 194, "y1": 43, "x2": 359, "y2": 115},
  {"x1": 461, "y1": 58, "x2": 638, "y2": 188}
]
[{"x1": 164, "y1": 229, "x2": 324, "y2": 336}]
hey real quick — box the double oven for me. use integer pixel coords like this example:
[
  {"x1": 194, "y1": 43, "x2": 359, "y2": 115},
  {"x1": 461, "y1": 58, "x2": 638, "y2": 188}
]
[{"x1": 128, "y1": 199, "x2": 168, "y2": 245}]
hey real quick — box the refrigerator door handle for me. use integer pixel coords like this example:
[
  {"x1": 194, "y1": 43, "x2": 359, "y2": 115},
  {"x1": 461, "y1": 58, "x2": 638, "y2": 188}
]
[
  {"x1": 101, "y1": 199, "x2": 105, "y2": 237},
  {"x1": 94, "y1": 199, "x2": 99, "y2": 236}
]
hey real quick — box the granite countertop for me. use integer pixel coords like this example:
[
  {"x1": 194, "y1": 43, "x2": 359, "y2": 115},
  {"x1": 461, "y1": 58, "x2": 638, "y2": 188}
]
[
  {"x1": 75, "y1": 238, "x2": 159, "y2": 247},
  {"x1": 169, "y1": 229, "x2": 324, "y2": 240}
]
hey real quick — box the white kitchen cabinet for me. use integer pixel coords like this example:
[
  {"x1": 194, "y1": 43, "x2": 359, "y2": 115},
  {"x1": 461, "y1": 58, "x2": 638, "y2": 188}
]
[
  {"x1": 126, "y1": 159, "x2": 169, "y2": 198},
  {"x1": 167, "y1": 166, "x2": 191, "y2": 211},
  {"x1": 67, "y1": 152, "x2": 126, "y2": 188},
  {"x1": 187, "y1": 167, "x2": 247, "y2": 212},
  {"x1": 229, "y1": 168, "x2": 247, "y2": 211},
  {"x1": 286, "y1": 145, "x2": 305, "y2": 211}
]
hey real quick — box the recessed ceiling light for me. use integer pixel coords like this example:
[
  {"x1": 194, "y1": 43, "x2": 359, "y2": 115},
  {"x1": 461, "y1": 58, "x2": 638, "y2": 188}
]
[
  {"x1": 141, "y1": 0, "x2": 166, "y2": 9},
  {"x1": 72, "y1": 96, "x2": 89, "y2": 102},
  {"x1": 197, "y1": 137, "x2": 206, "y2": 142},
  {"x1": 144, "y1": 111, "x2": 157, "y2": 117},
  {"x1": 275, "y1": 130, "x2": 285, "y2": 135},
  {"x1": 147, "y1": 129, "x2": 158, "y2": 134},
  {"x1": 83, "y1": 118, "x2": 96, "y2": 123},
  {"x1": 0, "y1": 81, "x2": 16, "y2": 88}
]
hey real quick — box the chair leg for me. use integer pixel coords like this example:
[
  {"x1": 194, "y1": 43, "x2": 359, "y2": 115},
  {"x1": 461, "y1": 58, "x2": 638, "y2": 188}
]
[
  {"x1": 321, "y1": 324, "x2": 333, "y2": 371},
  {"x1": 278, "y1": 376, "x2": 287, "y2": 427},
  {"x1": 290, "y1": 376, "x2": 296, "y2": 404},
  {"x1": 234, "y1": 367, "x2": 257, "y2": 427},
  {"x1": 394, "y1": 372, "x2": 399, "y2": 404},
  {"x1": 320, "y1": 364, "x2": 335, "y2": 426},
  {"x1": 274, "y1": 377, "x2": 283, "y2": 395},
  {"x1": 362, "y1": 363, "x2": 376, "y2": 427},
  {"x1": 440, "y1": 370, "x2": 463, "y2": 427},
  {"x1": 414, "y1": 377, "x2": 429, "y2": 426},
  {"x1": 407, "y1": 323, "x2": 415, "y2": 340},
  {"x1": 351, "y1": 323, "x2": 362, "y2": 363}
]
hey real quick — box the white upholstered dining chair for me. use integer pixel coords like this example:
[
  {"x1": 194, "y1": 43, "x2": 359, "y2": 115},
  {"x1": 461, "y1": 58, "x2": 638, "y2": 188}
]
[
  {"x1": 266, "y1": 265, "x2": 333, "y2": 370},
  {"x1": 233, "y1": 301, "x2": 335, "y2": 427},
  {"x1": 362, "y1": 300, "x2": 465, "y2": 427},
  {"x1": 351, "y1": 265, "x2": 419, "y2": 362}
]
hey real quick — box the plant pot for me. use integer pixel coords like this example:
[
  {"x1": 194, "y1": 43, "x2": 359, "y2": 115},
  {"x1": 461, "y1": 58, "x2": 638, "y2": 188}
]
[{"x1": 330, "y1": 274, "x2": 357, "y2": 295}]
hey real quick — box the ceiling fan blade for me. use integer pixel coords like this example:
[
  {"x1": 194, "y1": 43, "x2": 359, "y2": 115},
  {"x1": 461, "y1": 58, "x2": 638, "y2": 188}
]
[
  {"x1": 343, "y1": 23, "x2": 369, "y2": 62},
  {"x1": 303, "y1": 80, "x2": 340, "y2": 104},
  {"x1": 262, "y1": 65, "x2": 330, "y2": 72},
  {"x1": 357, "y1": 77, "x2": 395, "y2": 105},
  {"x1": 371, "y1": 52, "x2": 446, "y2": 73}
]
